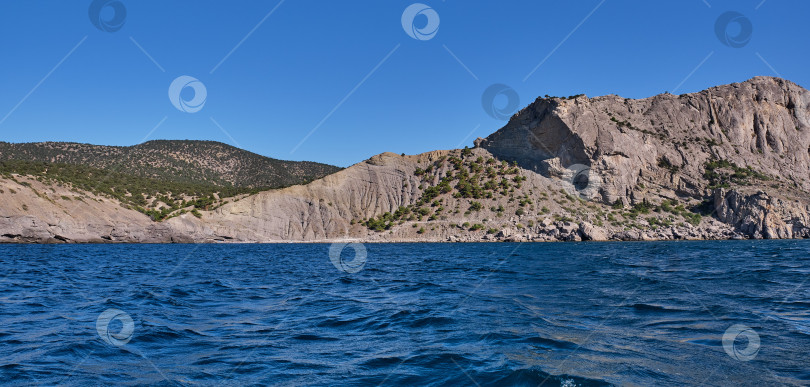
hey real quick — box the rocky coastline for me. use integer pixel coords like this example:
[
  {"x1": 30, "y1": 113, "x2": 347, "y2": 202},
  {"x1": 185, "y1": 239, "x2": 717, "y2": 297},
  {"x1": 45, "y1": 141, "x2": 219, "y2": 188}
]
[{"x1": 2, "y1": 77, "x2": 809, "y2": 244}]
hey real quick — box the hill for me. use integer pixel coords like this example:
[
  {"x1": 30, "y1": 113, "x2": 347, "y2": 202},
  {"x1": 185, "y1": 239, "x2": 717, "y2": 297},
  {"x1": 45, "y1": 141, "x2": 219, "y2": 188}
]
[
  {"x1": 0, "y1": 140, "x2": 341, "y2": 188},
  {"x1": 0, "y1": 140, "x2": 341, "y2": 221}
]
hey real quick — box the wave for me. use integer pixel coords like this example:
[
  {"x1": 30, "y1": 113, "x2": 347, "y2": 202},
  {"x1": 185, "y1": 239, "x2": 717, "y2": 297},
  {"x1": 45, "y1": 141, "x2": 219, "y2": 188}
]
[{"x1": 629, "y1": 303, "x2": 688, "y2": 313}]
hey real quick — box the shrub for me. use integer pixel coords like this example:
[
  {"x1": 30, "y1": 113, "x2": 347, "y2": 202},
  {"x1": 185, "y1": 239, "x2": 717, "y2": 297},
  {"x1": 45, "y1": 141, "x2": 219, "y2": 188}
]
[
  {"x1": 684, "y1": 212, "x2": 702, "y2": 226},
  {"x1": 657, "y1": 157, "x2": 680, "y2": 173}
]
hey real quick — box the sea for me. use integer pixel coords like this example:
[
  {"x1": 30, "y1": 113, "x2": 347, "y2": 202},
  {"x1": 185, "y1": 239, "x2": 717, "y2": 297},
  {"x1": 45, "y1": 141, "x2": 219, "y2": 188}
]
[{"x1": 0, "y1": 241, "x2": 808, "y2": 386}]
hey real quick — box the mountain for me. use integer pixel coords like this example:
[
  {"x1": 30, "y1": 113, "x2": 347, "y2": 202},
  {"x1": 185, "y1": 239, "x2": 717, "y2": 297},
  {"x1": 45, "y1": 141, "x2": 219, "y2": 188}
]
[
  {"x1": 0, "y1": 140, "x2": 341, "y2": 188},
  {"x1": 1, "y1": 77, "x2": 808, "y2": 243},
  {"x1": 479, "y1": 76, "x2": 810, "y2": 238}
]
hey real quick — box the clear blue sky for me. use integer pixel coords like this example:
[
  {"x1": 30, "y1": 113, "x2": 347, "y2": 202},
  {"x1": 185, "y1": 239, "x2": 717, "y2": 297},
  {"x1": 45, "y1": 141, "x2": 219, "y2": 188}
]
[{"x1": 0, "y1": 0, "x2": 807, "y2": 167}]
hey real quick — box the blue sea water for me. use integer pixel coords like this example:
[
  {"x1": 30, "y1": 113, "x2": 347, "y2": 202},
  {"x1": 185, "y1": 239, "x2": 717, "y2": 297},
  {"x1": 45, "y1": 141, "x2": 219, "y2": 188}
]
[{"x1": 0, "y1": 241, "x2": 809, "y2": 386}]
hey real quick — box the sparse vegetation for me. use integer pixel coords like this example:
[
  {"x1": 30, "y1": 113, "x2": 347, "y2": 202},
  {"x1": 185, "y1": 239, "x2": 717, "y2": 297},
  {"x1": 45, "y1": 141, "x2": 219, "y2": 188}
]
[
  {"x1": 704, "y1": 159, "x2": 770, "y2": 189},
  {"x1": 0, "y1": 140, "x2": 345, "y2": 222},
  {"x1": 0, "y1": 140, "x2": 340, "y2": 189},
  {"x1": 0, "y1": 160, "x2": 257, "y2": 222},
  {"x1": 657, "y1": 157, "x2": 680, "y2": 174},
  {"x1": 362, "y1": 150, "x2": 526, "y2": 232}
]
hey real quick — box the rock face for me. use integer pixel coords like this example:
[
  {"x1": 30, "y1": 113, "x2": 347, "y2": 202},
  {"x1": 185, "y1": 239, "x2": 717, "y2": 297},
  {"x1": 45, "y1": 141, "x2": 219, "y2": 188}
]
[
  {"x1": 713, "y1": 189, "x2": 810, "y2": 239},
  {"x1": 479, "y1": 76, "x2": 810, "y2": 239},
  {"x1": 0, "y1": 176, "x2": 177, "y2": 243},
  {"x1": 1, "y1": 77, "x2": 809, "y2": 243},
  {"x1": 481, "y1": 77, "x2": 810, "y2": 198},
  {"x1": 165, "y1": 152, "x2": 427, "y2": 241}
]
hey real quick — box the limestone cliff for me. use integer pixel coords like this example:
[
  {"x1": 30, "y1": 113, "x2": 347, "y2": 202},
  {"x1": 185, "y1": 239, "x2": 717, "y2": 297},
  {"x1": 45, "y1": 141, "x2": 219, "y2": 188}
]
[{"x1": 479, "y1": 76, "x2": 810, "y2": 239}]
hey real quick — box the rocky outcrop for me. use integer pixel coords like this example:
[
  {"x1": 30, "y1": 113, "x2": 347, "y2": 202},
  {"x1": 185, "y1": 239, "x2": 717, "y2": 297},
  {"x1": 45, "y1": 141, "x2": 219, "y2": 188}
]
[
  {"x1": 579, "y1": 222, "x2": 608, "y2": 241},
  {"x1": 479, "y1": 76, "x2": 810, "y2": 238},
  {"x1": 479, "y1": 76, "x2": 810, "y2": 204},
  {"x1": 714, "y1": 188, "x2": 810, "y2": 239}
]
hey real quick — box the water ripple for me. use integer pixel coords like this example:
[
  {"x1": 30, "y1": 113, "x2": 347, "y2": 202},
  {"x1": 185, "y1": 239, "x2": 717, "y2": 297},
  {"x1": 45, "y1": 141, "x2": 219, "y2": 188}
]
[{"x1": 0, "y1": 241, "x2": 808, "y2": 385}]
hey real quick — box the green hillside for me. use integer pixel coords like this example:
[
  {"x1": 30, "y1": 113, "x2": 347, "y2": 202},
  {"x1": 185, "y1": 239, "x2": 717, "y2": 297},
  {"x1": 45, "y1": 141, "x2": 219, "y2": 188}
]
[
  {"x1": 0, "y1": 140, "x2": 341, "y2": 188},
  {"x1": 0, "y1": 140, "x2": 342, "y2": 221}
]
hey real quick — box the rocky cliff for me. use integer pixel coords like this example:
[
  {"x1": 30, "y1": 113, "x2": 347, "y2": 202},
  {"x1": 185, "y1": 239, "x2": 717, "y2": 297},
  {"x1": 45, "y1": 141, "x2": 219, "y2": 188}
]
[
  {"x1": 1, "y1": 77, "x2": 808, "y2": 243},
  {"x1": 479, "y1": 76, "x2": 810, "y2": 239}
]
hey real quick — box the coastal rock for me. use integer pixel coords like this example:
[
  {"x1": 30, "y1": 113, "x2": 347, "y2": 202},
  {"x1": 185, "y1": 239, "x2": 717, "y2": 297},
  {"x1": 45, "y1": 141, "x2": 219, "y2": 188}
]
[
  {"x1": 713, "y1": 188, "x2": 809, "y2": 239},
  {"x1": 579, "y1": 222, "x2": 608, "y2": 241},
  {"x1": 481, "y1": 76, "x2": 810, "y2": 237}
]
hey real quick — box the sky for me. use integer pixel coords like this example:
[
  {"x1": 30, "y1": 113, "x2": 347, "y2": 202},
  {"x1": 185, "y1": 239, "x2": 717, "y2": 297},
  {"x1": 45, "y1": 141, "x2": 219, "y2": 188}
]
[{"x1": 0, "y1": 0, "x2": 807, "y2": 167}]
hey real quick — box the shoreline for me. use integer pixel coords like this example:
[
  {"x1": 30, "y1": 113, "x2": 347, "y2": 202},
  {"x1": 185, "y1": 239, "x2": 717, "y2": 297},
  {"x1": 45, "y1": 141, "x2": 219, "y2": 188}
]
[{"x1": 4, "y1": 235, "x2": 804, "y2": 245}]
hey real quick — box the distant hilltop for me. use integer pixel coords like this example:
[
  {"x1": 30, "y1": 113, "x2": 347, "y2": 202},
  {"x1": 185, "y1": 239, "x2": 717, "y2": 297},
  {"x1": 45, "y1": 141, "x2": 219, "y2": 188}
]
[
  {"x1": 0, "y1": 140, "x2": 341, "y2": 188},
  {"x1": 0, "y1": 140, "x2": 341, "y2": 222},
  {"x1": 1, "y1": 77, "x2": 809, "y2": 243}
]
